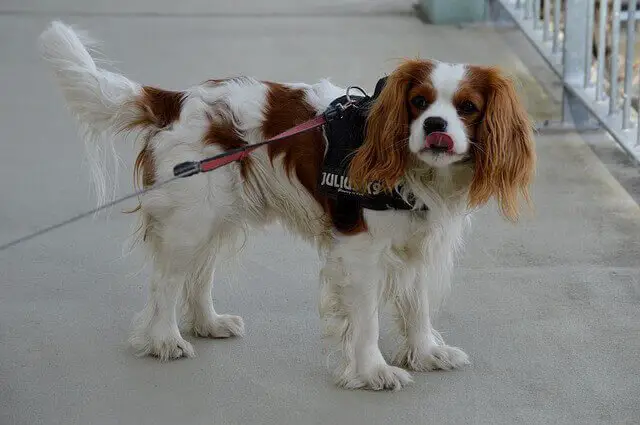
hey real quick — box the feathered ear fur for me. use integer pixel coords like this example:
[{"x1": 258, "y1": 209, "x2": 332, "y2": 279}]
[
  {"x1": 349, "y1": 60, "x2": 433, "y2": 192},
  {"x1": 469, "y1": 68, "x2": 536, "y2": 221}
]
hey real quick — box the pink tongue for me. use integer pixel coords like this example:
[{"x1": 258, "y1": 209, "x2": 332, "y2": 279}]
[{"x1": 425, "y1": 132, "x2": 454, "y2": 151}]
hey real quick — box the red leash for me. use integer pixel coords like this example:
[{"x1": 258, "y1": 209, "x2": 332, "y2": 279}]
[
  {"x1": 173, "y1": 114, "x2": 330, "y2": 178},
  {"x1": 201, "y1": 114, "x2": 327, "y2": 172}
]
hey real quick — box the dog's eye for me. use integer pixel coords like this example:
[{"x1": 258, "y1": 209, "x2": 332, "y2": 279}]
[
  {"x1": 458, "y1": 100, "x2": 478, "y2": 115},
  {"x1": 411, "y1": 96, "x2": 429, "y2": 110}
]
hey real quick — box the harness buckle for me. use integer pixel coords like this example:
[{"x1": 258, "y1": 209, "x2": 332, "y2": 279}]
[{"x1": 323, "y1": 102, "x2": 349, "y2": 122}]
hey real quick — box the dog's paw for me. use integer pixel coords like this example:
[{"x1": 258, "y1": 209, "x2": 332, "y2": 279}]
[
  {"x1": 129, "y1": 328, "x2": 195, "y2": 361},
  {"x1": 394, "y1": 344, "x2": 470, "y2": 372},
  {"x1": 337, "y1": 364, "x2": 413, "y2": 391},
  {"x1": 192, "y1": 314, "x2": 245, "y2": 338}
]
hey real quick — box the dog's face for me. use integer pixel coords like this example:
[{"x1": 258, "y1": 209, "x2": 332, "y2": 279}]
[
  {"x1": 349, "y1": 59, "x2": 536, "y2": 220},
  {"x1": 406, "y1": 62, "x2": 482, "y2": 168}
]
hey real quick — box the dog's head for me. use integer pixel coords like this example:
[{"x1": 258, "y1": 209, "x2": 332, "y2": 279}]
[{"x1": 349, "y1": 59, "x2": 536, "y2": 220}]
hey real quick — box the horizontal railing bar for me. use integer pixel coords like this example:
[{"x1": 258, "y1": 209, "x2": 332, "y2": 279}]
[{"x1": 565, "y1": 81, "x2": 640, "y2": 164}]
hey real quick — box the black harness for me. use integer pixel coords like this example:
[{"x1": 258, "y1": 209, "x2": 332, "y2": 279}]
[{"x1": 317, "y1": 77, "x2": 427, "y2": 231}]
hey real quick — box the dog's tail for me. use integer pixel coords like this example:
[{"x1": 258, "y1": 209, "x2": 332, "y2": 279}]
[{"x1": 38, "y1": 21, "x2": 184, "y2": 204}]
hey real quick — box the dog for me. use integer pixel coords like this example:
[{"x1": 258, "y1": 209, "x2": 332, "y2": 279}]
[{"x1": 39, "y1": 21, "x2": 535, "y2": 391}]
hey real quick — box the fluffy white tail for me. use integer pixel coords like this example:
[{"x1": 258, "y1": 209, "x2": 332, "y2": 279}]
[{"x1": 39, "y1": 21, "x2": 144, "y2": 204}]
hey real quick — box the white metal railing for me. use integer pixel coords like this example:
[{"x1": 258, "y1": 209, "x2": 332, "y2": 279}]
[{"x1": 491, "y1": 0, "x2": 640, "y2": 165}]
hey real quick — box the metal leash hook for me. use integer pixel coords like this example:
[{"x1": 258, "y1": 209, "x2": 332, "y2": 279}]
[{"x1": 324, "y1": 86, "x2": 369, "y2": 122}]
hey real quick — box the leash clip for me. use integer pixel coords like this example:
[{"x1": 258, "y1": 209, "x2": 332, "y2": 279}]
[
  {"x1": 324, "y1": 86, "x2": 370, "y2": 122},
  {"x1": 173, "y1": 161, "x2": 201, "y2": 178},
  {"x1": 324, "y1": 86, "x2": 368, "y2": 123}
]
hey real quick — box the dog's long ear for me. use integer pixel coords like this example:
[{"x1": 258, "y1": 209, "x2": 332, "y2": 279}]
[
  {"x1": 349, "y1": 60, "x2": 432, "y2": 191},
  {"x1": 469, "y1": 68, "x2": 536, "y2": 221}
]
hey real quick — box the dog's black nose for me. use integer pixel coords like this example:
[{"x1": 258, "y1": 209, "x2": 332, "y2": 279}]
[{"x1": 423, "y1": 117, "x2": 448, "y2": 135}]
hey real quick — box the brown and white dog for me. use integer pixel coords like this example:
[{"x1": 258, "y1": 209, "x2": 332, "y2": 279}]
[{"x1": 39, "y1": 21, "x2": 535, "y2": 391}]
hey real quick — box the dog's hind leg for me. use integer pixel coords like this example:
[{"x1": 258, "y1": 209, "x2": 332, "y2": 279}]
[
  {"x1": 129, "y1": 203, "x2": 244, "y2": 360},
  {"x1": 129, "y1": 256, "x2": 196, "y2": 361},
  {"x1": 182, "y1": 229, "x2": 245, "y2": 339}
]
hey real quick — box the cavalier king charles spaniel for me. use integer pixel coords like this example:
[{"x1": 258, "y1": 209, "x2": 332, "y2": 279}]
[{"x1": 39, "y1": 21, "x2": 535, "y2": 391}]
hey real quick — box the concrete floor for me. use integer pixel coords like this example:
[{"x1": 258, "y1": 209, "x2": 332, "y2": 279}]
[{"x1": 1, "y1": 1, "x2": 639, "y2": 425}]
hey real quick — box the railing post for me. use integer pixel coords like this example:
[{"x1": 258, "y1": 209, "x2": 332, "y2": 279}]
[
  {"x1": 584, "y1": 0, "x2": 595, "y2": 87},
  {"x1": 609, "y1": 0, "x2": 622, "y2": 116},
  {"x1": 553, "y1": 0, "x2": 561, "y2": 53},
  {"x1": 622, "y1": 0, "x2": 637, "y2": 129},
  {"x1": 562, "y1": 0, "x2": 592, "y2": 126}
]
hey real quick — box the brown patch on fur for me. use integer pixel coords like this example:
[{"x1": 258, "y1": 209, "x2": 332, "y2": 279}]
[
  {"x1": 466, "y1": 66, "x2": 536, "y2": 221},
  {"x1": 126, "y1": 132, "x2": 156, "y2": 239},
  {"x1": 125, "y1": 133, "x2": 156, "y2": 242},
  {"x1": 407, "y1": 85, "x2": 437, "y2": 119},
  {"x1": 452, "y1": 70, "x2": 487, "y2": 146},
  {"x1": 133, "y1": 134, "x2": 156, "y2": 188},
  {"x1": 202, "y1": 110, "x2": 252, "y2": 178},
  {"x1": 262, "y1": 82, "x2": 326, "y2": 204},
  {"x1": 127, "y1": 86, "x2": 186, "y2": 130},
  {"x1": 349, "y1": 59, "x2": 434, "y2": 192},
  {"x1": 262, "y1": 82, "x2": 368, "y2": 234},
  {"x1": 123, "y1": 86, "x2": 186, "y2": 191},
  {"x1": 452, "y1": 83, "x2": 486, "y2": 116}
]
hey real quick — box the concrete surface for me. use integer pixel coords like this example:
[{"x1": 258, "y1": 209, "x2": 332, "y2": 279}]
[{"x1": 1, "y1": 1, "x2": 639, "y2": 425}]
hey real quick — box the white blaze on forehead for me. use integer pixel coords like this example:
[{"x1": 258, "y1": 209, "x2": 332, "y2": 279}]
[{"x1": 430, "y1": 62, "x2": 467, "y2": 99}]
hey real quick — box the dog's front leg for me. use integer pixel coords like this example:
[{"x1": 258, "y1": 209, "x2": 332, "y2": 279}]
[
  {"x1": 392, "y1": 272, "x2": 470, "y2": 372},
  {"x1": 320, "y1": 237, "x2": 412, "y2": 391}
]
